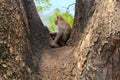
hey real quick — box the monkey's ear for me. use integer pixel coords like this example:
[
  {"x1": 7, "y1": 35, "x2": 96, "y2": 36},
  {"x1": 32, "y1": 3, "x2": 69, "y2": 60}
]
[
  {"x1": 55, "y1": 20, "x2": 57, "y2": 25},
  {"x1": 57, "y1": 16, "x2": 59, "y2": 19}
]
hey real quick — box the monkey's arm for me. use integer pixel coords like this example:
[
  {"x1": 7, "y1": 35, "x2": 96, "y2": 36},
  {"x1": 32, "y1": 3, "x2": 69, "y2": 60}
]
[
  {"x1": 50, "y1": 31, "x2": 63, "y2": 47},
  {"x1": 50, "y1": 32, "x2": 57, "y2": 40}
]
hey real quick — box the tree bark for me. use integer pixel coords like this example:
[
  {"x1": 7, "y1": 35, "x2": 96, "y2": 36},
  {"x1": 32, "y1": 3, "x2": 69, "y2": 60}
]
[
  {"x1": 68, "y1": 0, "x2": 95, "y2": 45},
  {"x1": 0, "y1": 0, "x2": 120, "y2": 80},
  {"x1": 0, "y1": 0, "x2": 50, "y2": 79},
  {"x1": 73, "y1": 0, "x2": 120, "y2": 80}
]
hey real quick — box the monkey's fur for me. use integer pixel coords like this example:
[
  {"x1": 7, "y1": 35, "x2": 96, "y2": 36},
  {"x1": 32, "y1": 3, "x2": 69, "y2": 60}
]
[{"x1": 50, "y1": 16, "x2": 71, "y2": 48}]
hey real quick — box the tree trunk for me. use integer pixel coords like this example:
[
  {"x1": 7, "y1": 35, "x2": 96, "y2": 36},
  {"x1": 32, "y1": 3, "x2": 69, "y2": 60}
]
[
  {"x1": 73, "y1": 0, "x2": 120, "y2": 80},
  {"x1": 0, "y1": 0, "x2": 49, "y2": 79},
  {"x1": 0, "y1": 0, "x2": 120, "y2": 80},
  {"x1": 68, "y1": 0, "x2": 95, "y2": 45}
]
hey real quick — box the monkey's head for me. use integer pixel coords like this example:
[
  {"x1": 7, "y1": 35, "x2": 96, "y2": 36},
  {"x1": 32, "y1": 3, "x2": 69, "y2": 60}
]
[{"x1": 55, "y1": 15, "x2": 64, "y2": 25}]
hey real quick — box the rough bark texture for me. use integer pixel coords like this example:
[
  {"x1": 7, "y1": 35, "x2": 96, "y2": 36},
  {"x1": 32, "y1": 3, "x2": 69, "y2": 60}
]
[
  {"x1": 22, "y1": 1, "x2": 50, "y2": 78},
  {"x1": 73, "y1": 0, "x2": 120, "y2": 80},
  {"x1": 0, "y1": 0, "x2": 120, "y2": 80},
  {"x1": 0, "y1": 0, "x2": 50, "y2": 79},
  {"x1": 0, "y1": 0, "x2": 31, "y2": 79},
  {"x1": 22, "y1": 0, "x2": 50, "y2": 50},
  {"x1": 68, "y1": 0, "x2": 95, "y2": 46}
]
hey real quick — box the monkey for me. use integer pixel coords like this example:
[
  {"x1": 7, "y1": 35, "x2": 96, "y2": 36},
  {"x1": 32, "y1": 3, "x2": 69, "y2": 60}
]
[{"x1": 50, "y1": 15, "x2": 71, "y2": 48}]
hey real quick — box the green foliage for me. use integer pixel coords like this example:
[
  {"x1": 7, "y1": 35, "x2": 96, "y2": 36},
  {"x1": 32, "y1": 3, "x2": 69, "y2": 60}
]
[
  {"x1": 36, "y1": 6, "x2": 43, "y2": 11},
  {"x1": 48, "y1": 9, "x2": 74, "y2": 31},
  {"x1": 35, "y1": 0, "x2": 49, "y2": 3},
  {"x1": 34, "y1": 0, "x2": 74, "y2": 31},
  {"x1": 35, "y1": 0, "x2": 51, "y2": 11},
  {"x1": 62, "y1": 11, "x2": 74, "y2": 27}
]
